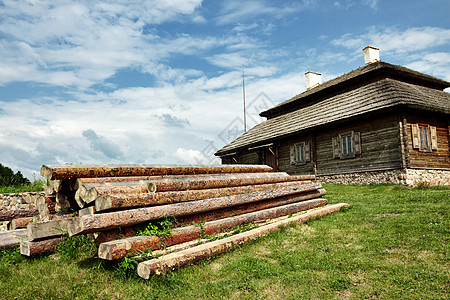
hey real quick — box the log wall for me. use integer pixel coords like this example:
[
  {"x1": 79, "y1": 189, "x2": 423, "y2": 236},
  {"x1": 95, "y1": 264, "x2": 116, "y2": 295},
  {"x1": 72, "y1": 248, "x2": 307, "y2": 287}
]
[{"x1": 404, "y1": 111, "x2": 450, "y2": 169}]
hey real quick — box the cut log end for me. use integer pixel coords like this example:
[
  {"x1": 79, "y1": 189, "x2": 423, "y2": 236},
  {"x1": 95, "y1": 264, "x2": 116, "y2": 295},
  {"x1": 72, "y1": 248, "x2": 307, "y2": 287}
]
[
  {"x1": 40, "y1": 165, "x2": 53, "y2": 180},
  {"x1": 20, "y1": 241, "x2": 31, "y2": 256},
  {"x1": 98, "y1": 244, "x2": 112, "y2": 260},
  {"x1": 95, "y1": 196, "x2": 112, "y2": 212},
  {"x1": 148, "y1": 182, "x2": 157, "y2": 193},
  {"x1": 68, "y1": 218, "x2": 84, "y2": 237},
  {"x1": 137, "y1": 263, "x2": 151, "y2": 279}
]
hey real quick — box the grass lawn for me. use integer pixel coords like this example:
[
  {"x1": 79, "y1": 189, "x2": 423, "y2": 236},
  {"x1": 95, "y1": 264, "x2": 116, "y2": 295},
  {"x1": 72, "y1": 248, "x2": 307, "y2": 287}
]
[{"x1": 1, "y1": 184, "x2": 448, "y2": 299}]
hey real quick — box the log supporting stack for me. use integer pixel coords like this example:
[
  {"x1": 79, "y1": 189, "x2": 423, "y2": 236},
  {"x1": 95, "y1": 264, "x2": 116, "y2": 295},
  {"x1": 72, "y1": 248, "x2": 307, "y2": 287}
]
[{"x1": 15, "y1": 164, "x2": 349, "y2": 277}]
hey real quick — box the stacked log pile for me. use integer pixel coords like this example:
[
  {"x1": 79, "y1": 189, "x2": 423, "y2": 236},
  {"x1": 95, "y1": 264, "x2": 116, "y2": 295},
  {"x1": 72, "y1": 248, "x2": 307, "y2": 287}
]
[{"x1": 16, "y1": 163, "x2": 348, "y2": 277}]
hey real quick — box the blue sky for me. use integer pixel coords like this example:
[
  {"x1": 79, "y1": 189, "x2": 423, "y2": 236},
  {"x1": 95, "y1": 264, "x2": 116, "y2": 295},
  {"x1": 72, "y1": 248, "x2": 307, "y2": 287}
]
[{"x1": 0, "y1": 0, "x2": 449, "y2": 179}]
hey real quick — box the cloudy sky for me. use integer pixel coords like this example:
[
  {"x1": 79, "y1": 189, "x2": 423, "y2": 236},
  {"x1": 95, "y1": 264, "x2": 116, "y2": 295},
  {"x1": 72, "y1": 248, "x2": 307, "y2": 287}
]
[{"x1": 1, "y1": 0, "x2": 449, "y2": 179}]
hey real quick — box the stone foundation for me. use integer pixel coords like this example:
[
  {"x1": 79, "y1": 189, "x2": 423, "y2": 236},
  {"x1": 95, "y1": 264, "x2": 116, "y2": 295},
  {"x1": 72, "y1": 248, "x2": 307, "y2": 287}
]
[
  {"x1": 318, "y1": 169, "x2": 450, "y2": 187},
  {"x1": 402, "y1": 169, "x2": 450, "y2": 187}
]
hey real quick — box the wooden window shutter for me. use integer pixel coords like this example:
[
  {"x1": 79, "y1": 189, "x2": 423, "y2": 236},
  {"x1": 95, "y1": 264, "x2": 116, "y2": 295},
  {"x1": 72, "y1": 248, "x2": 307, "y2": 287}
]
[
  {"x1": 305, "y1": 142, "x2": 311, "y2": 162},
  {"x1": 353, "y1": 131, "x2": 361, "y2": 155},
  {"x1": 430, "y1": 126, "x2": 438, "y2": 150},
  {"x1": 412, "y1": 124, "x2": 420, "y2": 149},
  {"x1": 332, "y1": 137, "x2": 340, "y2": 158},
  {"x1": 290, "y1": 146, "x2": 295, "y2": 165}
]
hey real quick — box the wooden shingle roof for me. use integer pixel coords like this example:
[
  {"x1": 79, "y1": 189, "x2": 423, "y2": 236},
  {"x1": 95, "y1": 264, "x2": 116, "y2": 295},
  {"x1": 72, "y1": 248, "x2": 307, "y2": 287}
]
[
  {"x1": 260, "y1": 61, "x2": 450, "y2": 119},
  {"x1": 216, "y1": 77, "x2": 450, "y2": 156}
]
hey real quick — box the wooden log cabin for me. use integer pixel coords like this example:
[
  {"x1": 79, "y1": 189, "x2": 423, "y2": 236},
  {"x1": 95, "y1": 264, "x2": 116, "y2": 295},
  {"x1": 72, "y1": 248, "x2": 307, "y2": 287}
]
[{"x1": 215, "y1": 47, "x2": 450, "y2": 186}]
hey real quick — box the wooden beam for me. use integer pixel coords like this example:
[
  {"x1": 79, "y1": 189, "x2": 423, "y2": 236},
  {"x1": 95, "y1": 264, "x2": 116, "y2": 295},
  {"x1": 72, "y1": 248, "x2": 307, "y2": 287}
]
[
  {"x1": 98, "y1": 198, "x2": 328, "y2": 260},
  {"x1": 27, "y1": 218, "x2": 72, "y2": 241},
  {"x1": 95, "y1": 180, "x2": 313, "y2": 212},
  {"x1": 69, "y1": 182, "x2": 322, "y2": 236},
  {"x1": 20, "y1": 237, "x2": 64, "y2": 256},
  {"x1": 137, "y1": 203, "x2": 350, "y2": 278},
  {"x1": 41, "y1": 164, "x2": 274, "y2": 180},
  {"x1": 0, "y1": 229, "x2": 27, "y2": 248}
]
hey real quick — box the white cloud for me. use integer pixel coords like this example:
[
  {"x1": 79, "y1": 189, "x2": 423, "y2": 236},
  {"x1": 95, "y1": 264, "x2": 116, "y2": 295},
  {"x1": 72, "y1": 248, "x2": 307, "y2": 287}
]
[
  {"x1": 174, "y1": 148, "x2": 205, "y2": 163},
  {"x1": 330, "y1": 26, "x2": 450, "y2": 80},
  {"x1": 0, "y1": 1, "x2": 208, "y2": 87},
  {"x1": 406, "y1": 52, "x2": 450, "y2": 82},
  {"x1": 332, "y1": 27, "x2": 450, "y2": 54},
  {"x1": 217, "y1": 0, "x2": 310, "y2": 25}
]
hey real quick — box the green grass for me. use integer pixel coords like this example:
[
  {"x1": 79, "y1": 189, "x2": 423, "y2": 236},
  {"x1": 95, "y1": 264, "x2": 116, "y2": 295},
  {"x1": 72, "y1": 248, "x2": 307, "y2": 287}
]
[{"x1": 0, "y1": 184, "x2": 448, "y2": 299}]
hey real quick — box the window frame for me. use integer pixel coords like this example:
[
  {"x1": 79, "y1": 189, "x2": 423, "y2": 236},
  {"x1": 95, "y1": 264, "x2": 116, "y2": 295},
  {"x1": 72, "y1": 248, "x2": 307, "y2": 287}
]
[
  {"x1": 412, "y1": 123, "x2": 437, "y2": 152},
  {"x1": 332, "y1": 131, "x2": 361, "y2": 160},
  {"x1": 290, "y1": 142, "x2": 311, "y2": 165}
]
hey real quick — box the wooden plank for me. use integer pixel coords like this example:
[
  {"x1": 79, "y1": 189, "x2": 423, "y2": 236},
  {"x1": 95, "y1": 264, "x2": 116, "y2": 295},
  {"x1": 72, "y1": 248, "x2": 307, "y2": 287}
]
[
  {"x1": 95, "y1": 180, "x2": 313, "y2": 212},
  {"x1": 41, "y1": 164, "x2": 274, "y2": 180},
  {"x1": 20, "y1": 237, "x2": 64, "y2": 256},
  {"x1": 137, "y1": 203, "x2": 349, "y2": 278},
  {"x1": 98, "y1": 198, "x2": 328, "y2": 260},
  {"x1": 69, "y1": 182, "x2": 322, "y2": 236},
  {"x1": 0, "y1": 229, "x2": 27, "y2": 248},
  {"x1": 27, "y1": 218, "x2": 72, "y2": 241}
]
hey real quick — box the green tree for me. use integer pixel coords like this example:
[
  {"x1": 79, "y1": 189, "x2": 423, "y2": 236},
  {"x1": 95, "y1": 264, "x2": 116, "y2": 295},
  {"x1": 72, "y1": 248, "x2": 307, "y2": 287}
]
[{"x1": 0, "y1": 164, "x2": 30, "y2": 187}]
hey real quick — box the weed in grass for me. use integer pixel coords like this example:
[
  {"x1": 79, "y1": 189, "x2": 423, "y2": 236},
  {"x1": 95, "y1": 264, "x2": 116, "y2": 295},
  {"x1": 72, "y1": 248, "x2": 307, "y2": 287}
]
[
  {"x1": 137, "y1": 216, "x2": 176, "y2": 239},
  {"x1": 57, "y1": 234, "x2": 97, "y2": 261},
  {"x1": 231, "y1": 222, "x2": 258, "y2": 234}
]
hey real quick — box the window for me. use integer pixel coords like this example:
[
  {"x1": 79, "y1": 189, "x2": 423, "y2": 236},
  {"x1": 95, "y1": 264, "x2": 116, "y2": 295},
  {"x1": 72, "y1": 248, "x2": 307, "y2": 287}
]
[
  {"x1": 290, "y1": 142, "x2": 311, "y2": 165},
  {"x1": 412, "y1": 124, "x2": 438, "y2": 151},
  {"x1": 332, "y1": 131, "x2": 361, "y2": 159},
  {"x1": 341, "y1": 134, "x2": 353, "y2": 156},
  {"x1": 296, "y1": 143, "x2": 305, "y2": 164}
]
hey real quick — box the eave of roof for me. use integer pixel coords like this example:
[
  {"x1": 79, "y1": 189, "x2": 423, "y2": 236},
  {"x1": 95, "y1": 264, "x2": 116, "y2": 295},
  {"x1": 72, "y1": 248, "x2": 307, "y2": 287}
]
[
  {"x1": 260, "y1": 61, "x2": 450, "y2": 119},
  {"x1": 216, "y1": 78, "x2": 450, "y2": 156}
]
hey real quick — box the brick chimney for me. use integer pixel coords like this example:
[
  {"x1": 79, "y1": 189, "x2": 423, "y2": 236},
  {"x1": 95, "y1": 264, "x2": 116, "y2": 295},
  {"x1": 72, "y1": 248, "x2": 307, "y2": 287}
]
[
  {"x1": 363, "y1": 46, "x2": 380, "y2": 64},
  {"x1": 305, "y1": 71, "x2": 322, "y2": 90}
]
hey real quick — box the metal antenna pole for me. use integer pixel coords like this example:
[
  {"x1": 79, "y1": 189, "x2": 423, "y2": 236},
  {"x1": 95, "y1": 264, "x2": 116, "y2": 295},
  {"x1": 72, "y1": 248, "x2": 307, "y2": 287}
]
[{"x1": 243, "y1": 66, "x2": 247, "y2": 133}]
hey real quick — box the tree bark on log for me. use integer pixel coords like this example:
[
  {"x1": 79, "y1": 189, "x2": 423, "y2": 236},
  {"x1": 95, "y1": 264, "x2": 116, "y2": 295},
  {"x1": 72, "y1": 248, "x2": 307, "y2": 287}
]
[
  {"x1": 95, "y1": 189, "x2": 325, "y2": 257},
  {"x1": 94, "y1": 227, "x2": 138, "y2": 246},
  {"x1": 41, "y1": 164, "x2": 274, "y2": 180},
  {"x1": 84, "y1": 174, "x2": 313, "y2": 203},
  {"x1": 95, "y1": 181, "x2": 311, "y2": 212},
  {"x1": 175, "y1": 188, "x2": 326, "y2": 226},
  {"x1": 68, "y1": 182, "x2": 321, "y2": 236},
  {"x1": 20, "y1": 237, "x2": 64, "y2": 256},
  {"x1": 0, "y1": 209, "x2": 39, "y2": 221},
  {"x1": 74, "y1": 173, "x2": 252, "y2": 188},
  {"x1": 10, "y1": 216, "x2": 34, "y2": 230},
  {"x1": 98, "y1": 198, "x2": 328, "y2": 260},
  {"x1": 137, "y1": 203, "x2": 350, "y2": 278}
]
